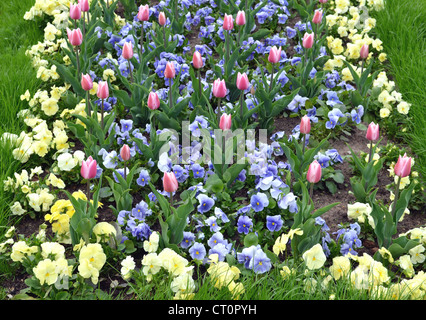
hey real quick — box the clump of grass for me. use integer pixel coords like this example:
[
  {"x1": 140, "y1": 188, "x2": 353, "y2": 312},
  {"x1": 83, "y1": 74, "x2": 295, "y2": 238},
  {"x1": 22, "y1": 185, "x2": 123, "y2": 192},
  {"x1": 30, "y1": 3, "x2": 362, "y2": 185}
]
[{"x1": 371, "y1": 0, "x2": 426, "y2": 183}]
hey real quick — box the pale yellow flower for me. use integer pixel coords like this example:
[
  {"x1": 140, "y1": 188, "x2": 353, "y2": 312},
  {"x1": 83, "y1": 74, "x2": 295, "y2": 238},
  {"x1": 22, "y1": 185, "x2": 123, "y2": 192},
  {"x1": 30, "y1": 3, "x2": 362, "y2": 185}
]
[{"x1": 302, "y1": 244, "x2": 327, "y2": 270}]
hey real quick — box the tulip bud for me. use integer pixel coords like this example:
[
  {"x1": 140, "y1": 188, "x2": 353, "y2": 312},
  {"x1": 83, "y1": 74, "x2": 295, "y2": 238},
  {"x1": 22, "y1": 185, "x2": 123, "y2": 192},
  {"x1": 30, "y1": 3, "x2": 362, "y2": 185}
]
[
  {"x1": 236, "y1": 11, "x2": 246, "y2": 26},
  {"x1": 192, "y1": 51, "x2": 203, "y2": 69},
  {"x1": 81, "y1": 74, "x2": 93, "y2": 91},
  {"x1": 302, "y1": 33, "x2": 314, "y2": 49},
  {"x1": 163, "y1": 171, "x2": 178, "y2": 193},
  {"x1": 300, "y1": 115, "x2": 311, "y2": 134},
  {"x1": 67, "y1": 28, "x2": 83, "y2": 46},
  {"x1": 120, "y1": 144, "x2": 131, "y2": 162},
  {"x1": 147, "y1": 91, "x2": 160, "y2": 110},
  {"x1": 78, "y1": 0, "x2": 89, "y2": 12},
  {"x1": 70, "y1": 4, "x2": 81, "y2": 20},
  {"x1": 268, "y1": 46, "x2": 282, "y2": 64},
  {"x1": 164, "y1": 61, "x2": 176, "y2": 79},
  {"x1": 213, "y1": 78, "x2": 227, "y2": 98},
  {"x1": 312, "y1": 10, "x2": 323, "y2": 24},
  {"x1": 236, "y1": 72, "x2": 249, "y2": 91},
  {"x1": 394, "y1": 154, "x2": 412, "y2": 178},
  {"x1": 97, "y1": 81, "x2": 109, "y2": 100},
  {"x1": 137, "y1": 5, "x2": 150, "y2": 22},
  {"x1": 81, "y1": 156, "x2": 97, "y2": 180},
  {"x1": 319, "y1": 0, "x2": 328, "y2": 3},
  {"x1": 307, "y1": 160, "x2": 322, "y2": 183},
  {"x1": 223, "y1": 13, "x2": 234, "y2": 31},
  {"x1": 122, "y1": 42, "x2": 134, "y2": 60},
  {"x1": 219, "y1": 114, "x2": 232, "y2": 130},
  {"x1": 366, "y1": 122, "x2": 379, "y2": 141},
  {"x1": 158, "y1": 11, "x2": 166, "y2": 26},
  {"x1": 360, "y1": 44, "x2": 369, "y2": 60}
]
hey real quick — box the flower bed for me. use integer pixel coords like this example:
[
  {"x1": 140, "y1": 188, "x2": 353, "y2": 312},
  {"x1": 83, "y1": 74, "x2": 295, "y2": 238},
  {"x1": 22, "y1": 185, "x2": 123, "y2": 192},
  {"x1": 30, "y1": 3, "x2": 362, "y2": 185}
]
[{"x1": 0, "y1": 0, "x2": 424, "y2": 300}]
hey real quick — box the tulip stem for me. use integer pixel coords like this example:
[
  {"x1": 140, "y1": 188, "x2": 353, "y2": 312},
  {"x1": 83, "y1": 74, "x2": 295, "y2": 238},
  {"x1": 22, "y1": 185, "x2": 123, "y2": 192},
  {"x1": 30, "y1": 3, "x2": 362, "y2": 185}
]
[
  {"x1": 225, "y1": 30, "x2": 230, "y2": 66},
  {"x1": 87, "y1": 179, "x2": 91, "y2": 211},
  {"x1": 82, "y1": 13, "x2": 86, "y2": 40},
  {"x1": 123, "y1": 161, "x2": 127, "y2": 181},
  {"x1": 169, "y1": 80, "x2": 173, "y2": 111},
  {"x1": 368, "y1": 140, "x2": 373, "y2": 164},
  {"x1": 309, "y1": 182, "x2": 314, "y2": 200},
  {"x1": 140, "y1": 22, "x2": 144, "y2": 59},
  {"x1": 239, "y1": 91, "x2": 244, "y2": 120},
  {"x1": 302, "y1": 133, "x2": 306, "y2": 155},
  {"x1": 76, "y1": 47, "x2": 81, "y2": 81},
  {"x1": 170, "y1": 192, "x2": 173, "y2": 207},
  {"x1": 128, "y1": 60, "x2": 133, "y2": 83},
  {"x1": 269, "y1": 66, "x2": 274, "y2": 92},
  {"x1": 217, "y1": 98, "x2": 221, "y2": 125},
  {"x1": 391, "y1": 175, "x2": 401, "y2": 220},
  {"x1": 237, "y1": 26, "x2": 242, "y2": 47},
  {"x1": 163, "y1": 26, "x2": 167, "y2": 48},
  {"x1": 101, "y1": 98, "x2": 104, "y2": 129},
  {"x1": 86, "y1": 91, "x2": 92, "y2": 134},
  {"x1": 198, "y1": 69, "x2": 202, "y2": 98}
]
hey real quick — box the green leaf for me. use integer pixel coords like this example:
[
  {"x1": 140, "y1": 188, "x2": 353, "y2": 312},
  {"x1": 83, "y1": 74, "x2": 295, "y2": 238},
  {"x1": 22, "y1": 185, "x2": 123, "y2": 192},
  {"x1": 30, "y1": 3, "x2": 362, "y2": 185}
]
[{"x1": 244, "y1": 233, "x2": 259, "y2": 247}]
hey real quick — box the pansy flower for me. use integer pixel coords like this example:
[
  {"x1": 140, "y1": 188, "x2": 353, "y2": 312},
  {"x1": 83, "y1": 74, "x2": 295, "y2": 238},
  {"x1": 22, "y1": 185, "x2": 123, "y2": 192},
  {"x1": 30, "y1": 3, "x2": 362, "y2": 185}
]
[
  {"x1": 196, "y1": 194, "x2": 215, "y2": 213},
  {"x1": 189, "y1": 242, "x2": 206, "y2": 260},
  {"x1": 180, "y1": 232, "x2": 195, "y2": 249},
  {"x1": 237, "y1": 215, "x2": 253, "y2": 234},
  {"x1": 136, "y1": 169, "x2": 150, "y2": 187},
  {"x1": 205, "y1": 216, "x2": 221, "y2": 232},
  {"x1": 250, "y1": 193, "x2": 269, "y2": 212},
  {"x1": 266, "y1": 215, "x2": 283, "y2": 232}
]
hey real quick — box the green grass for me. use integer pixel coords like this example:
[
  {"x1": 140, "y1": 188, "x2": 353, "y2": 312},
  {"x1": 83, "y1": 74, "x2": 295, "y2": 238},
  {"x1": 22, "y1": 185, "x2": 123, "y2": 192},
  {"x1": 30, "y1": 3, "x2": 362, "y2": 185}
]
[
  {"x1": 371, "y1": 0, "x2": 426, "y2": 183},
  {"x1": 0, "y1": 0, "x2": 44, "y2": 272}
]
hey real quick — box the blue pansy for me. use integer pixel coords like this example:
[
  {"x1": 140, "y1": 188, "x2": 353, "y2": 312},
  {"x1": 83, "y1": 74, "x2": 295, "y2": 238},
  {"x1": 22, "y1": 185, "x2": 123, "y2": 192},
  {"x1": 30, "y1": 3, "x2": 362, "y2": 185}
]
[
  {"x1": 250, "y1": 193, "x2": 269, "y2": 212},
  {"x1": 189, "y1": 242, "x2": 206, "y2": 260},
  {"x1": 180, "y1": 232, "x2": 196, "y2": 249},
  {"x1": 205, "y1": 216, "x2": 221, "y2": 232},
  {"x1": 136, "y1": 169, "x2": 150, "y2": 187},
  {"x1": 196, "y1": 193, "x2": 215, "y2": 213},
  {"x1": 237, "y1": 215, "x2": 253, "y2": 234},
  {"x1": 266, "y1": 215, "x2": 283, "y2": 232}
]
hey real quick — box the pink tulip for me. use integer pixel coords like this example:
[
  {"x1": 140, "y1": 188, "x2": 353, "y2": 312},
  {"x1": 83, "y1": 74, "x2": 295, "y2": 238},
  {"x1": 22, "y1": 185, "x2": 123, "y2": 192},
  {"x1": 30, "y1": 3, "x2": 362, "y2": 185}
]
[
  {"x1": 164, "y1": 61, "x2": 176, "y2": 79},
  {"x1": 122, "y1": 42, "x2": 134, "y2": 60},
  {"x1": 223, "y1": 14, "x2": 234, "y2": 31},
  {"x1": 81, "y1": 74, "x2": 93, "y2": 91},
  {"x1": 360, "y1": 44, "x2": 369, "y2": 60},
  {"x1": 147, "y1": 91, "x2": 160, "y2": 110},
  {"x1": 219, "y1": 114, "x2": 232, "y2": 130},
  {"x1": 78, "y1": 0, "x2": 89, "y2": 12},
  {"x1": 300, "y1": 115, "x2": 311, "y2": 134},
  {"x1": 312, "y1": 10, "x2": 323, "y2": 24},
  {"x1": 163, "y1": 171, "x2": 178, "y2": 193},
  {"x1": 213, "y1": 79, "x2": 227, "y2": 98},
  {"x1": 70, "y1": 4, "x2": 81, "y2": 20},
  {"x1": 81, "y1": 156, "x2": 97, "y2": 180},
  {"x1": 307, "y1": 160, "x2": 322, "y2": 183},
  {"x1": 236, "y1": 11, "x2": 246, "y2": 26},
  {"x1": 67, "y1": 28, "x2": 83, "y2": 46},
  {"x1": 236, "y1": 72, "x2": 249, "y2": 91},
  {"x1": 366, "y1": 122, "x2": 379, "y2": 141},
  {"x1": 394, "y1": 154, "x2": 412, "y2": 178},
  {"x1": 97, "y1": 81, "x2": 109, "y2": 100},
  {"x1": 158, "y1": 11, "x2": 166, "y2": 26},
  {"x1": 192, "y1": 51, "x2": 203, "y2": 69},
  {"x1": 268, "y1": 46, "x2": 282, "y2": 64},
  {"x1": 120, "y1": 144, "x2": 131, "y2": 162},
  {"x1": 319, "y1": 0, "x2": 328, "y2": 3},
  {"x1": 302, "y1": 33, "x2": 314, "y2": 49},
  {"x1": 137, "y1": 5, "x2": 150, "y2": 21}
]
